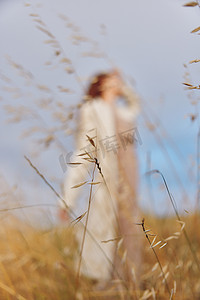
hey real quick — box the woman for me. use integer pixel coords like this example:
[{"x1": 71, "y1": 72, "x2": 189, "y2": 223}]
[{"x1": 60, "y1": 70, "x2": 142, "y2": 287}]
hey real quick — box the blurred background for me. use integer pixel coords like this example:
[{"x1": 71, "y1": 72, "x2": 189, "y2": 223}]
[{"x1": 0, "y1": 0, "x2": 200, "y2": 227}]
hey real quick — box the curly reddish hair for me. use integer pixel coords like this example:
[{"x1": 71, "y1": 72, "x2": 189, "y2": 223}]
[{"x1": 86, "y1": 73, "x2": 110, "y2": 99}]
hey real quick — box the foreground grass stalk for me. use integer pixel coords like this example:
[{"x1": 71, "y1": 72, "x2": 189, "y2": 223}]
[
  {"x1": 141, "y1": 218, "x2": 171, "y2": 297},
  {"x1": 74, "y1": 164, "x2": 96, "y2": 299},
  {"x1": 0, "y1": 281, "x2": 27, "y2": 300},
  {"x1": 25, "y1": 153, "x2": 133, "y2": 299},
  {"x1": 147, "y1": 169, "x2": 200, "y2": 273},
  {"x1": 24, "y1": 155, "x2": 117, "y2": 275}
]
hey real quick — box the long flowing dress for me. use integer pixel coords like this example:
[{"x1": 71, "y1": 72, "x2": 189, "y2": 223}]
[
  {"x1": 113, "y1": 103, "x2": 143, "y2": 282},
  {"x1": 62, "y1": 86, "x2": 142, "y2": 282}
]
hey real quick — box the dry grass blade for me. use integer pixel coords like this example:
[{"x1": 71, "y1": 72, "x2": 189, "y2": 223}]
[
  {"x1": 152, "y1": 262, "x2": 159, "y2": 272},
  {"x1": 152, "y1": 240, "x2": 162, "y2": 248},
  {"x1": 67, "y1": 162, "x2": 83, "y2": 166},
  {"x1": 71, "y1": 181, "x2": 88, "y2": 189},
  {"x1": 24, "y1": 156, "x2": 63, "y2": 201},
  {"x1": 44, "y1": 39, "x2": 57, "y2": 45},
  {"x1": 36, "y1": 25, "x2": 55, "y2": 39},
  {"x1": 164, "y1": 236, "x2": 179, "y2": 241},
  {"x1": 176, "y1": 220, "x2": 185, "y2": 231},
  {"x1": 191, "y1": 26, "x2": 200, "y2": 33},
  {"x1": 101, "y1": 236, "x2": 121, "y2": 243},
  {"x1": 183, "y1": 1, "x2": 198, "y2": 6},
  {"x1": 188, "y1": 85, "x2": 200, "y2": 90},
  {"x1": 159, "y1": 242, "x2": 167, "y2": 249},
  {"x1": 29, "y1": 13, "x2": 39, "y2": 17},
  {"x1": 189, "y1": 59, "x2": 200, "y2": 64},
  {"x1": 140, "y1": 289, "x2": 154, "y2": 300},
  {"x1": 183, "y1": 82, "x2": 193, "y2": 87},
  {"x1": 0, "y1": 203, "x2": 56, "y2": 212},
  {"x1": 82, "y1": 157, "x2": 95, "y2": 163},
  {"x1": 0, "y1": 281, "x2": 26, "y2": 300},
  {"x1": 78, "y1": 151, "x2": 93, "y2": 159},
  {"x1": 71, "y1": 211, "x2": 87, "y2": 225},
  {"x1": 86, "y1": 135, "x2": 95, "y2": 147},
  {"x1": 74, "y1": 164, "x2": 96, "y2": 299},
  {"x1": 88, "y1": 181, "x2": 101, "y2": 185},
  {"x1": 150, "y1": 235, "x2": 157, "y2": 248},
  {"x1": 60, "y1": 57, "x2": 72, "y2": 64},
  {"x1": 37, "y1": 84, "x2": 51, "y2": 92}
]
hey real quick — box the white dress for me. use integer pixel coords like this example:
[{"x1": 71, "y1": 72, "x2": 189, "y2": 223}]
[{"x1": 62, "y1": 86, "x2": 140, "y2": 280}]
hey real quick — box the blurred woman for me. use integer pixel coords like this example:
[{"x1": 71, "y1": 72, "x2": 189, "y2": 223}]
[{"x1": 60, "y1": 70, "x2": 142, "y2": 287}]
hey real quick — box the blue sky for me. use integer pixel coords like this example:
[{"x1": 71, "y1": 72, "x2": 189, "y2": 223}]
[{"x1": 0, "y1": 0, "x2": 200, "y2": 224}]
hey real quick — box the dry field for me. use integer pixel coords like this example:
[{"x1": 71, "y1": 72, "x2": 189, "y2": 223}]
[{"x1": 0, "y1": 209, "x2": 199, "y2": 299}]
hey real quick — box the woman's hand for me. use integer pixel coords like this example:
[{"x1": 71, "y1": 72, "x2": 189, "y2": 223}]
[
  {"x1": 111, "y1": 69, "x2": 125, "y2": 96},
  {"x1": 102, "y1": 70, "x2": 124, "y2": 97}
]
